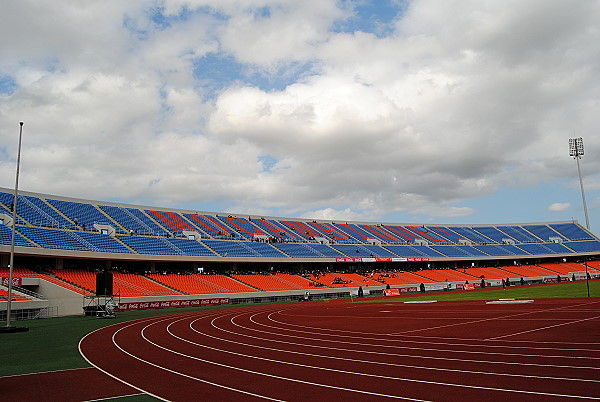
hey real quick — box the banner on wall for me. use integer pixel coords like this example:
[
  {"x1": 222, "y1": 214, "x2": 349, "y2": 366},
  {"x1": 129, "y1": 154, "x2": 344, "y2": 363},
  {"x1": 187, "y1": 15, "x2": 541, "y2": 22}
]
[
  {"x1": 118, "y1": 297, "x2": 230, "y2": 311},
  {"x1": 1, "y1": 277, "x2": 22, "y2": 287},
  {"x1": 384, "y1": 287, "x2": 418, "y2": 296}
]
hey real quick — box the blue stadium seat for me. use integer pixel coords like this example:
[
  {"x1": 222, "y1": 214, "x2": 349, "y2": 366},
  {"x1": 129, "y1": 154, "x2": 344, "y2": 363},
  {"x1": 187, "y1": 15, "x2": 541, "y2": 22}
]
[
  {"x1": 549, "y1": 223, "x2": 594, "y2": 241},
  {"x1": 563, "y1": 240, "x2": 600, "y2": 253},
  {"x1": 48, "y1": 199, "x2": 123, "y2": 232},
  {"x1": 100, "y1": 205, "x2": 170, "y2": 236}
]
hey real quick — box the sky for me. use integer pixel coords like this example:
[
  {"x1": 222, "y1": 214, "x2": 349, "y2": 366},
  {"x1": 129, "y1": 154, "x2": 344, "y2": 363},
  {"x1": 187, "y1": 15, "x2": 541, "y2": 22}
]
[{"x1": 0, "y1": 0, "x2": 599, "y2": 233}]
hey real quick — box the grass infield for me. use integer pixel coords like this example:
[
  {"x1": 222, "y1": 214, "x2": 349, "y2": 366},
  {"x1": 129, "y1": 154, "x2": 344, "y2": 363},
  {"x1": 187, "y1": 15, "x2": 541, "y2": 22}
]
[
  {"x1": 365, "y1": 279, "x2": 600, "y2": 303},
  {"x1": 0, "y1": 281, "x2": 597, "y2": 379}
]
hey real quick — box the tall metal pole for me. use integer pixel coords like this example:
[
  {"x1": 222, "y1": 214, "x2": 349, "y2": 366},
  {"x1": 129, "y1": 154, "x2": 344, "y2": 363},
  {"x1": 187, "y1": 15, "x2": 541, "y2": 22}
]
[
  {"x1": 6, "y1": 122, "x2": 24, "y2": 328},
  {"x1": 569, "y1": 138, "x2": 590, "y2": 231},
  {"x1": 574, "y1": 155, "x2": 590, "y2": 230}
]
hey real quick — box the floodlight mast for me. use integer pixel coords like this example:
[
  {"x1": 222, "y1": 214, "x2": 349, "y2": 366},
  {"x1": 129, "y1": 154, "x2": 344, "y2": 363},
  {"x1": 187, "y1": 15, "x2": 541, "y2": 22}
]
[
  {"x1": 569, "y1": 137, "x2": 590, "y2": 231},
  {"x1": 5, "y1": 122, "x2": 24, "y2": 328}
]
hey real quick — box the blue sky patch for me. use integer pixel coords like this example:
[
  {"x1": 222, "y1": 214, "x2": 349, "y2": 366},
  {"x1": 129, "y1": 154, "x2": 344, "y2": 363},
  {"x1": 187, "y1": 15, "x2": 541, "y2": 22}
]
[
  {"x1": 193, "y1": 53, "x2": 316, "y2": 97},
  {"x1": 259, "y1": 155, "x2": 278, "y2": 172},
  {"x1": 0, "y1": 75, "x2": 17, "y2": 95},
  {"x1": 334, "y1": 0, "x2": 407, "y2": 37}
]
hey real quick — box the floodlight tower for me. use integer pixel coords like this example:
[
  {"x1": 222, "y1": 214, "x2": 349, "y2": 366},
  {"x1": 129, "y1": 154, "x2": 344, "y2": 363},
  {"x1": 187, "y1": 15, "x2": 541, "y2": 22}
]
[{"x1": 569, "y1": 137, "x2": 590, "y2": 231}]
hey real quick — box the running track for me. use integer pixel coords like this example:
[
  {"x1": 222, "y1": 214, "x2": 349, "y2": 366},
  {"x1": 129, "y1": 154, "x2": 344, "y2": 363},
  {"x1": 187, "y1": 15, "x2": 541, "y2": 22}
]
[{"x1": 6, "y1": 298, "x2": 600, "y2": 401}]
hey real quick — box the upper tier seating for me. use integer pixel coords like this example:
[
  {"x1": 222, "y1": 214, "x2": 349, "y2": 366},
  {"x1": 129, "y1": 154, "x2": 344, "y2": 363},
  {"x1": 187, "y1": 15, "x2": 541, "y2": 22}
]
[
  {"x1": 48, "y1": 199, "x2": 122, "y2": 232},
  {"x1": 99, "y1": 205, "x2": 169, "y2": 236},
  {"x1": 241, "y1": 242, "x2": 288, "y2": 258},
  {"x1": 330, "y1": 244, "x2": 399, "y2": 258},
  {"x1": 9, "y1": 194, "x2": 76, "y2": 229},
  {"x1": 216, "y1": 216, "x2": 266, "y2": 239},
  {"x1": 448, "y1": 227, "x2": 494, "y2": 244},
  {"x1": 165, "y1": 238, "x2": 216, "y2": 256},
  {"x1": 431, "y1": 245, "x2": 488, "y2": 258},
  {"x1": 116, "y1": 235, "x2": 182, "y2": 255},
  {"x1": 496, "y1": 225, "x2": 541, "y2": 242},
  {"x1": 0, "y1": 224, "x2": 37, "y2": 247},
  {"x1": 1, "y1": 189, "x2": 598, "y2": 262},
  {"x1": 251, "y1": 218, "x2": 304, "y2": 241},
  {"x1": 306, "y1": 222, "x2": 354, "y2": 243},
  {"x1": 271, "y1": 243, "x2": 346, "y2": 258},
  {"x1": 384, "y1": 245, "x2": 445, "y2": 258},
  {"x1": 564, "y1": 240, "x2": 600, "y2": 253},
  {"x1": 18, "y1": 226, "x2": 98, "y2": 252},
  {"x1": 473, "y1": 244, "x2": 530, "y2": 256},
  {"x1": 518, "y1": 243, "x2": 569, "y2": 255},
  {"x1": 146, "y1": 210, "x2": 200, "y2": 235},
  {"x1": 203, "y1": 240, "x2": 260, "y2": 257},
  {"x1": 183, "y1": 214, "x2": 234, "y2": 239},
  {"x1": 549, "y1": 223, "x2": 594, "y2": 241},
  {"x1": 522, "y1": 224, "x2": 565, "y2": 242},
  {"x1": 473, "y1": 226, "x2": 517, "y2": 243}
]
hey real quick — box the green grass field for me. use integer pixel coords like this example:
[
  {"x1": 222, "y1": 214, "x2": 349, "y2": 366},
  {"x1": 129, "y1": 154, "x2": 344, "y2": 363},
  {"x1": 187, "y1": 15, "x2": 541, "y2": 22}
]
[
  {"x1": 365, "y1": 280, "x2": 600, "y2": 303},
  {"x1": 0, "y1": 280, "x2": 598, "y2": 379}
]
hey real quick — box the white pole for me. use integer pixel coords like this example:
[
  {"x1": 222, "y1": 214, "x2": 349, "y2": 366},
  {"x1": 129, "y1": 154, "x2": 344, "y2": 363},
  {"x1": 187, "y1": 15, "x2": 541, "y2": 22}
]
[{"x1": 6, "y1": 122, "x2": 24, "y2": 328}]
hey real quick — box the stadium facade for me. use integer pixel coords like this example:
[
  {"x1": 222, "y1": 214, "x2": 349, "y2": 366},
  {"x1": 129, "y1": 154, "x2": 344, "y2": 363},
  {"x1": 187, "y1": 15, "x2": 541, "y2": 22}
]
[{"x1": 1, "y1": 187, "x2": 599, "y2": 317}]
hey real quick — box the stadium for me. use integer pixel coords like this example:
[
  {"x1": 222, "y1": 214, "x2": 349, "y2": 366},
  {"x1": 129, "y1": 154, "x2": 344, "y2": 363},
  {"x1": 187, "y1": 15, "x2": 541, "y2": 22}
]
[
  {"x1": 1, "y1": 186, "x2": 600, "y2": 400},
  {"x1": 1, "y1": 185, "x2": 599, "y2": 317},
  {"x1": 2, "y1": 1, "x2": 600, "y2": 400}
]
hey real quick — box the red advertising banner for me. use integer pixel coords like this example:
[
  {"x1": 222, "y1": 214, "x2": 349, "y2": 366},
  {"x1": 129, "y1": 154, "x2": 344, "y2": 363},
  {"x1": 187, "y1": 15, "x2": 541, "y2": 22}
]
[
  {"x1": 118, "y1": 297, "x2": 230, "y2": 311},
  {"x1": 463, "y1": 284, "x2": 475, "y2": 290},
  {"x1": 335, "y1": 258, "x2": 364, "y2": 263},
  {"x1": 383, "y1": 287, "x2": 418, "y2": 296},
  {"x1": 1, "y1": 277, "x2": 22, "y2": 287}
]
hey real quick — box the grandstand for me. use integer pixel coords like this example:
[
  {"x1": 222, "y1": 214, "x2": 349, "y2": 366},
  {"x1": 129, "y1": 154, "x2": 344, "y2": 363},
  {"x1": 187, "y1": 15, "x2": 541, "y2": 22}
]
[{"x1": 0, "y1": 187, "x2": 599, "y2": 317}]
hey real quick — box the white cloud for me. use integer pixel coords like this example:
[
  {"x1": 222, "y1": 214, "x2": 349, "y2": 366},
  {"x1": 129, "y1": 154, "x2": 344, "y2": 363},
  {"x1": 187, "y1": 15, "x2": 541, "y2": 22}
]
[
  {"x1": 0, "y1": 0, "x2": 599, "y2": 228},
  {"x1": 548, "y1": 203, "x2": 571, "y2": 212}
]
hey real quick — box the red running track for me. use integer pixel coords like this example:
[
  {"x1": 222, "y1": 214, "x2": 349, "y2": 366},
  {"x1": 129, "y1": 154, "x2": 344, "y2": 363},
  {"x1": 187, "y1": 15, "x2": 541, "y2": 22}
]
[{"x1": 76, "y1": 298, "x2": 600, "y2": 401}]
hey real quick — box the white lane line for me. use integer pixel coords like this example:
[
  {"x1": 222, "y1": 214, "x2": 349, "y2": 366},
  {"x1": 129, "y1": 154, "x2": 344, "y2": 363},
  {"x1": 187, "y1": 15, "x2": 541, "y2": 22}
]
[
  {"x1": 271, "y1": 300, "x2": 600, "y2": 341},
  {"x1": 487, "y1": 315, "x2": 600, "y2": 340},
  {"x1": 149, "y1": 313, "x2": 600, "y2": 400},
  {"x1": 178, "y1": 311, "x2": 600, "y2": 384},
  {"x1": 264, "y1": 311, "x2": 600, "y2": 352},
  {"x1": 81, "y1": 311, "x2": 282, "y2": 401},
  {"x1": 245, "y1": 312, "x2": 600, "y2": 361},
  {"x1": 144, "y1": 317, "x2": 428, "y2": 401}
]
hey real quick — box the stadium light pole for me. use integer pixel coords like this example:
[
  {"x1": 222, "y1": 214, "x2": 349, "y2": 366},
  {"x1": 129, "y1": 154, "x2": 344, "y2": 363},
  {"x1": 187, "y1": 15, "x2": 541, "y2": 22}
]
[
  {"x1": 569, "y1": 137, "x2": 591, "y2": 298},
  {"x1": 569, "y1": 137, "x2": 590, "y2": 231},
  {"x1": 5, "y1": 122, "x2": 24, "y2": 329}
]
